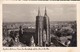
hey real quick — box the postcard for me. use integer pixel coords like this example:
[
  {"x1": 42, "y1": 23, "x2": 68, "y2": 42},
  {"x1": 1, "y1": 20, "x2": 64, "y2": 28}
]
[{"x1": 0, "y1": 1, "x2": 80, "y2": 52}]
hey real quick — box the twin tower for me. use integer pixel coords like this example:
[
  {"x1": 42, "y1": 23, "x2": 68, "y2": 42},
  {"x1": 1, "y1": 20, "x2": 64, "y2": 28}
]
[{"x1": 35, "y1": 7, "x2": 51, "y2": 47}]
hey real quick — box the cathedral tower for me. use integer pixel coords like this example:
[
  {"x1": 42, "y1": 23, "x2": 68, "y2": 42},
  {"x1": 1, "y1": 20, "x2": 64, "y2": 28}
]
[
  {"x1": 35, "y1": 7, "x2": 50, "y2": 47},
  {"x1": 43, "y1": 7, "x2": 50, "y2": 46},
  {"x1": 35, "y1": 8, "x2": 43, "y2": 46}
]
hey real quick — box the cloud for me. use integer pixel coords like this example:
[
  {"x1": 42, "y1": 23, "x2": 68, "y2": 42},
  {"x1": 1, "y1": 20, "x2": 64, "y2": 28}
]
[{"x1": 3, "y1": 4, "x2": 76, "y2": 22}]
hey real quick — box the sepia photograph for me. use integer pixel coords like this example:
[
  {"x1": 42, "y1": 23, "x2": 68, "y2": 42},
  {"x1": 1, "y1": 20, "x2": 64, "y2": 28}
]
[{"x1": 2, "y1": 4, "x2": 77, "y2": 47}]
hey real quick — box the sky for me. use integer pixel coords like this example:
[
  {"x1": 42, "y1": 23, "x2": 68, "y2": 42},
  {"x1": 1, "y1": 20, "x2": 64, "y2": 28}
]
[{"x1": 3, "y1": 4, "x2": 76, "y2": 22}]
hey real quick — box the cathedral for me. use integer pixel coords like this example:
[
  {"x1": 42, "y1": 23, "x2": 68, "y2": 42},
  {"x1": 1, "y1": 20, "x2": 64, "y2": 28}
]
[{"x1": 35, "y1": 7, "x2": 51, "y2": 47}]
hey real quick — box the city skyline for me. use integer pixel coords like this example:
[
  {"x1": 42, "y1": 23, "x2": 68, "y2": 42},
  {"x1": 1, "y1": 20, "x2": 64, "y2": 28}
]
[{"x1": 3, "y1": 4, "x2": 76, "y2": 22}]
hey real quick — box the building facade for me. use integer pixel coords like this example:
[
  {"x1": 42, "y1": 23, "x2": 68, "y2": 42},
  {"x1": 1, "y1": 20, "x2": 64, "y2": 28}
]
[{"x1": 35, "y1": 7, "x2": 50, "y2": 47}]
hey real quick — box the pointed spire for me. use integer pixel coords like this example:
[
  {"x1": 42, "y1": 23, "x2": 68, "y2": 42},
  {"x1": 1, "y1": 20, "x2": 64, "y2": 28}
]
[
  {"x1": 30, "y1": 36, "x2": 35, "y2": 47},
  {"x1": 38, "y1": 7, "x2": 41, "y2": 16},
  {"x1": 45, "y1": 7, "x2": 47, "y2": 16}
]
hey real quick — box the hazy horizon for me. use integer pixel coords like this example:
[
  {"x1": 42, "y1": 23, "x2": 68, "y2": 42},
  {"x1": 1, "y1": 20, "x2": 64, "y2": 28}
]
[
  {"x1": 3, "y1": 4, "x2": 76, "y2": 22},
  {"x1": 3, "y1": 21, "x2": 76, "y2": 23}
]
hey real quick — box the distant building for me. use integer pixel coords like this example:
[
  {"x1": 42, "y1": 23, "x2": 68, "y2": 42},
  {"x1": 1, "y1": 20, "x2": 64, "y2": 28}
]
[
  {"x1": 19, "y1": 25, "x2": 35, "y2": 46},
  {"x1": 35, "y1": 7, "x2": 50, "y2": 47}
]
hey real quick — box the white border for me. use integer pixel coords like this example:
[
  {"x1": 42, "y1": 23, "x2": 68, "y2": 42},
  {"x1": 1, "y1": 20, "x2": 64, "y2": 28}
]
[{"x1": 0, "y1": 1, "x2": 80, "y2": 52}]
